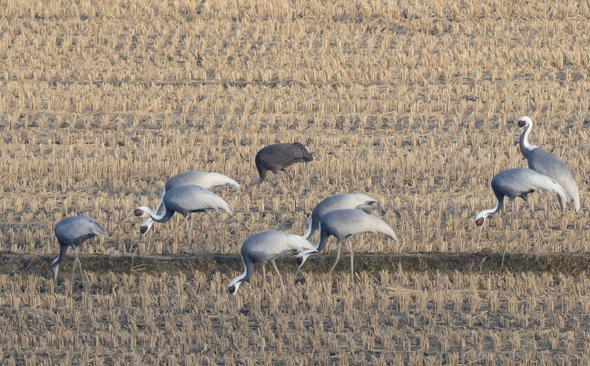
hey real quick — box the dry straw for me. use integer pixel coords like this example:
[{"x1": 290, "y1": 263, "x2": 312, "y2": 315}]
[{"x1": 1, "y1": 0, "x2": 590, "y2": 362}]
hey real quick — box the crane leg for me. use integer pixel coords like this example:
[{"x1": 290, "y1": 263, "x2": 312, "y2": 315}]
[
  {"x1": 511, "y1": 200, "x2": 516, "y2": 230},
  {"x1": 271, "y1": 260, "x2": 285, "y2": 288},
  {"x1": 157, "y1": 221, "x2": 185, "y2": 241},
  {"x1": 261, "y1": 263, "x2": 267, "y2": 292},
  {"x1": 525, "y1": 200, "x2": 546, "y2": 242},
  {"x1": 184, "y1": 213, "x2": 192, "y2": 248},
  {"x1": 72, "y1": 246, "x2": 85, "y2": 291},
  {"x1": 348, "y1": 240, "x2": 355, "y2": 282},
  {"x1": 328, "y1": 242, "x2": 342, "y2": 276}
]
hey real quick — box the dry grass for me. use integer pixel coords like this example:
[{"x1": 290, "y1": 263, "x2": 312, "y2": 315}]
[
  {"x1": 1, "y1": 0, "x2": 589, "y2": 256},
  {"x1": 2, "y1": 270, "x2": 590, "y2": 364},
  {"x1": 1, "y1": 0, "x2": 590, "y2": 363}
]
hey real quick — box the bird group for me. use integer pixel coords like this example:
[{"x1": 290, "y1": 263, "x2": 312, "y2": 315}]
[
  {"x1": 52, "y1": 141, "x2": 399, "y2": 294},
  {"x1": 474, "y1": 116, "x2": 579, "y2": 239},
  {"x1": 52, "y1": 117, "x2": 580, "y2": 294}
]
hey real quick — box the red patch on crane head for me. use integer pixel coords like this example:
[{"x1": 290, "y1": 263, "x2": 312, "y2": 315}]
[
  {"x1": 517, "y1": 119, "x2": 526, "y2": 128},
  {"x1": 475, "y1": 217, "x2": 485, "y2": 226},
  {"x1": 133, "y1": 208, "x2": 143, "y2": 216}
]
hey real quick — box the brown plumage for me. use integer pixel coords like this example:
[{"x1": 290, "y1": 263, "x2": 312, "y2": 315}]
[{"x1": 250, "y1": 142, "x2": 313, "y2": 186}]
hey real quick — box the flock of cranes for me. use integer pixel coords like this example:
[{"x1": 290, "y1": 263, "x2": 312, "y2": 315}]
[{"x1": 51, "y1": 117, "x2": 581, "y2": 294}]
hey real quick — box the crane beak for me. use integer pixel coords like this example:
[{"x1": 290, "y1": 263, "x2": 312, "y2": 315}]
[
  {"x1": 120, "y1": 213, "x2": 136, "y2": 224},
  {"x1": 477, "y1": 225, "x2": 484, "y2": 242}
]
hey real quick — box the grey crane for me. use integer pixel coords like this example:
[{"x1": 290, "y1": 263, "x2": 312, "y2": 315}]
[
  {"x1": 474, "y1": 168, "x2": 570, "y2": 238},
  {"x1": 249, "y1": 142, "x2": 313, "y2": 186},
  {"x1": 140, "y1": 170, "x2": 240, "y2": 234},
  {"x1": 302, "y1": 193, "x2": 379, "y2": 240},
  {"x1": 132, "y1": 184, "x2": 233, "y2": 246},
  {"x1": 51, "y1": 215, "x2": 108, "y2": 285},
  {"x1": 296, "y1": 209, "x2": 399, "y2": 280},
  {"x1": 228, "y1": 230, "x2": 315, "y2": 295},
  {"x1": 518, "y1": 116, "x2": 580, "y2": 212}
]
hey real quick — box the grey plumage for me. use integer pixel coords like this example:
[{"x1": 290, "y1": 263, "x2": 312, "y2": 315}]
[
  {"x1": 250, "y1": 142, "x2": 313, "y2": 186},
  {"x1": 133, "y1": 184, "x2": 233, "y2": 245},
  {"x1": 228, "y1": 230, "x2": 315, "y2": 294},
  {"x1": 302, "y1": 193, "x2": 379, "y2": 240},
  {"x1": 518, "y1": 116, "x2": 580, "y2": 212},
  {"x1": 51, "y1": 215, "x2": 108, "y2": 283},
  {"x1": 474, "y1": 168, "x2": 570, "y2": 236},
  {"x1": 140, "y1": 171, "x2": 240, "y2": 234},
  {"x1": 296, "y1": 209, "x2": 399, "y2": 280}
]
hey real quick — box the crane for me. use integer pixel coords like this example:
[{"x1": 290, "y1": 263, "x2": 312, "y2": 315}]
[
  {"x1": 474, "y1": 168, "x2": 570, "y2": 239},
  {"x1": 296, "y1": 209, "x2": 399, "y2": 280},
  {"x1": 302, "y1": 193, "x2": 379, "y2": 240},
  {"x1": 139, "y1": 170, "x2": 240, "y2": 234},
  {"x1": 51, "y1": 215, "x2": 108, "y2": 286},
  {"x1": 517, "y1": 116, "x2": 580, "y2": 212},
  {"x1": 228, "y1": 230, "x2": 315, "y2": 295},
  {"x1": 132, "y1": 184, "x2": 233, "y2": 246}
]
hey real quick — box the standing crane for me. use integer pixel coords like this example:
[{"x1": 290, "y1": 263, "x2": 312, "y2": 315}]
[
  {"x1": 296, "y1": 209, "x2": 399, "y2": 280},
  {"x1": 517, "y1": 116, "x2": 580, "y2": 212},
  {"x1": 51, "y1": 215, "x2": 108, "y2": 286},
  {"x1": 474, "y1": 168, "x2": 570, "y2": 239},
  {"x1": 228, "y1": 230, "x2": 315, "y2": 295},
  {"x1": 139, "y1": 170, "x2": 240, "y2": 234},
  {"x1": 249, "y1": 142, "x2": 313, "y2": 186},
  {"x1": 132, "y1": 184, "x2": 233, "y2": 246},
  {"x1": 302, "y1": 193, "x2": 379, "y2": 240}
]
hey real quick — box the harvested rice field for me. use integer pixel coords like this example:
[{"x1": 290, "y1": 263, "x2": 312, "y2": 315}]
[{"x1": 1, "y1": 0, "x2": 590, "y2": 364}]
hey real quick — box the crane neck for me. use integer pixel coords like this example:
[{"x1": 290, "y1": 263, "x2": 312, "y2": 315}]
[
  {"x1": 142, "y1": 205, "x2": 174, "y2": 223},
  {"x1": 230, "y1": 256, "x2": 254, "y2": 287},
  {"x1": 478, "y1": 195, "x2": 503, "y2": 221},
  {"x1": 519, "y1": 123, "x2": 538, "y2": 155},
  {"x1": 51, "y1": 244, "x2": 69, "y2": 268},
  {"x1": 315, "y1": 227, "x2": 330, "y2": 253}
]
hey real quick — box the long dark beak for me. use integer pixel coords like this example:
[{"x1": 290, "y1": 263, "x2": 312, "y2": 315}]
[{"x1": 120, "y1": 212, "x2": 136, "y2": 224}]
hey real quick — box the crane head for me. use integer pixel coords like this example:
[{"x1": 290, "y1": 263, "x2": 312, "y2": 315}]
[
  {"x1": 474, "y1": 216, "x2": 485, "y2": 226},
  {"x1": 295, "y1": 249, "x2": 317, "y2": 269},
  {"x1": 134, "y1": 208, "x2": 145, "y2": 216},
  {"x1": 228, "y1": 281, "x2": 242, "y2": 295},
  {"x1": 517, "y1": 116, "x2": 532, "y2": 129}
]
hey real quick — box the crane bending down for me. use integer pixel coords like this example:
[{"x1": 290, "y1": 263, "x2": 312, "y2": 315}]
[
  {"x1": 51, "y1": 215, "x2": 108, "y2": 285},
  {"x1": 474, "y1": 168, "x2": 570, "y2": 238},
  {"x1": 132, "y1": 184, "x2": 233, "y2": 246},
  {"x1": 302, "y1": 193, "x2": 379, "y2": 240},
  {"x1": 139, "y1": 171, "x2": 240, "y2": 234},
  {"x1": 296, "y1": 209, "x2": 399, "y2": 280},
  {"x1": 249, "y1": 142, "x2": 313, "y2": 186},
  {"x1": 228, "y1": 230, "x2": 315, "y2": 295},
  {"x1": 518, "y1": 116, "x2": 580, "y2": 212}
]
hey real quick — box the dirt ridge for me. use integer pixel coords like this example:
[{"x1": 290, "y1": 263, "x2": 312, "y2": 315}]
[{"x1": 4, "y1": 251, "x2": 590, "y2": 279}]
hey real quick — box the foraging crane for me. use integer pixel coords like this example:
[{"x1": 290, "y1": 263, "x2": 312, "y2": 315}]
[
  {"x1": 474, "y1": 168, "x2": 570, "y2": 238},
  {"x1": 517, "y1": 116, "x2": 580, "y2": 212},
  {"x1": 132, "y1": 184, "x2": 233, "y2": 245},
  {"x1": 302, "y1": 193, "x2": 379, "y2": 240},
  {"x1": 249, "y1": 142, "x2": 313, "y2": 186},
  {"x1": 296, "y1": 209, "x2": 399, "y2": 280},
  {"x1": 139, "y1": 170, "x2": 240, "y2": 234},
  {"x1": 51, "y1": 215, "x2": 108, "y2": 284},
  {"x1": 228, "y1": 230, "x2": 315, "y2": 295}
]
